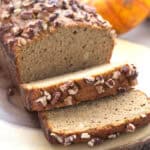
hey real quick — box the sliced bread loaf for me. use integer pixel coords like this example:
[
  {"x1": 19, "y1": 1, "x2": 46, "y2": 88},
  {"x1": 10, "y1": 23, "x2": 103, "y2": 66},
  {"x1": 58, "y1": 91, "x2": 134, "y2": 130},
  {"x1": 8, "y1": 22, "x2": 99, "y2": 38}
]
[
  {"x1": 20, "y1": 63, "x2": 137, "y2": 111},
  {"x1": 38, "y1": 90, "x2": 150, "y2": 147},
  {"x1": 0, "y1": 0, "x2": 115, "y2": 85}
]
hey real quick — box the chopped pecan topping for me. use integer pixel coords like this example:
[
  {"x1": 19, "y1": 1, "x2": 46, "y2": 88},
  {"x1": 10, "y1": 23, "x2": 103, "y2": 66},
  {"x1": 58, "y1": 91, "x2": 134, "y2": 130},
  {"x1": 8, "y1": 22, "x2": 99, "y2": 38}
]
[
  {"x1": 126, "y1": 123, "x2": 136, "y2": 133},
  {"x1": 51, "y1": 91, "x2": 61, "y2": 105},
  {"x1": 84, "y1": 76, "x2": 95, "y2": 85},
  {"x1": 96, "y1": 86, "x2": 104, "y2": 94},
  {"x1": 49, "y1": 13, "x2": 59, "y2": 22},
  {"x1": 43, "y1": 91, "x2": 52, "y2": 100},
  {"x1": 68, "y1": 85, "x2": 79, "y2": 95},
  {"x1": 0, "y1": 0, "x2": 112, "y2": 48},
  {"x1": 44, "y1": 3, "x2": 56, "y2": 12},
  {"x1": 108, "y1": 134, "x2": 117, "y2": 139},
  {"x1": 7, "y1": 4, "x2": 14, "y2": 13},
  {"x1": 62, "y1": 0, "x2": 68, "y2": 9},
  {"x1": 14, "y1": 8, "x2": 22, "y2": 15},
  {"x1": 105, "y1": 79, "x2": 115, "y2": 88},
  {"x1": 94, "y1": 76, "x2": 104, "y2": 85},
  {"x1": 59, "y1": 81, "x2": 74, "y2": 92},
  {"x1": 50, "y1": 133, "x2": 63, "y2": 144},
  {"x1": 1, "y1": 10, "x2": 10, "y2": 20},
  {"x1": 121, "y1": 65, "x2": 130, "y2": 75},
  {"x1": 22, "y1": 0, "x2": 35, "y2": 7},
  {"x1": 112, "y1": 71, "x2": 121, "y2": 80},
  {"x1": 81, "y1": 133, "x2": 91, "y2": 139},
  {"x1": 65, "y1": 11, "x2": 74, "y2": 18},
  {"x1": 20, "y1": 10, "x2": 33, "y2": 20},
  {"x1": 88, "y1": 137, "x2": 102, "y2": 147},
  {"x1": 11, "y1": 26, "x2": 22, "y2": 36},
  {"x1": 64, "y1": 135, "x2": 77, "y2": 146},
  {"x1": 35, "y1": 96, "x2": 47, "y2": 107},
  {"x1": 33, "y1": 3, "x2": 43, "y2": 13}
]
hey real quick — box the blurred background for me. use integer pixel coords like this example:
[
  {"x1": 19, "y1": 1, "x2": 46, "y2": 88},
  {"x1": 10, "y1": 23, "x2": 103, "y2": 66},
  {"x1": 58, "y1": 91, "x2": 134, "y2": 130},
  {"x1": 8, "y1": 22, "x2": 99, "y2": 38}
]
[
  {"x1": 82, "y1": 0, "x2": 150, "y2": 47},
  {"x1": 122, "y1": 20, "x2": 150, "y2": 47}
]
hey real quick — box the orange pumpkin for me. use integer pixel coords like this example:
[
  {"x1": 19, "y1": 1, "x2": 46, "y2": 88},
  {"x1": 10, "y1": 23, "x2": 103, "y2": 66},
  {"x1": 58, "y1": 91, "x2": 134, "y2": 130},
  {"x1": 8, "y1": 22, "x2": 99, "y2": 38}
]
[{"x1": 82, "y1": 0, "x2": 150, "y2": 34}]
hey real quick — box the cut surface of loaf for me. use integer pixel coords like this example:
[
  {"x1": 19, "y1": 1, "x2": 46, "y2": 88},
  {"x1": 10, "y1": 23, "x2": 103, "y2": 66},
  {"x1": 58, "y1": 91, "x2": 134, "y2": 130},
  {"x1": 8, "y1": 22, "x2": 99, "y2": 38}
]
[
  {"x1": 0, "y1": 0, "x2": 115, "y2": 85},
  {"x1": 20, "y1": 63, "x2": 138, "y2": 111},
  {"x1": 39, "y1": 90, "x2": 150, "y2": 146}
]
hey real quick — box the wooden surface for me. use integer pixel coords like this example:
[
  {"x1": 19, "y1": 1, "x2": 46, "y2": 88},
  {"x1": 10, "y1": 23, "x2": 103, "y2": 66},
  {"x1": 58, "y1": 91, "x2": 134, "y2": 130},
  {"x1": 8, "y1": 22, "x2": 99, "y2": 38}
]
[{"x1": 0, "y1": 39, "x2": 150, "y2": 150}]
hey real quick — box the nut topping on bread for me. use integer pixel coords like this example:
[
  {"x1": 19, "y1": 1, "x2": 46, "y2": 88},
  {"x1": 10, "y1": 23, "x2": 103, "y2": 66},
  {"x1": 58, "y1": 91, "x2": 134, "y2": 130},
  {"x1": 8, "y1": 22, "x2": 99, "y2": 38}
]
[
  {"x1": 35, "y1": 90, "x2": 52, "y2": 106},
  {"x1": 43, "y1": 91, "x2": 52, "y2": 100},
  {"x1": 108, "y1": 134, "x2": 117, "y2": 139},
  {"x1": 95, "y1": 85, "x2": 104, "y2": 94},
  {"x1": 121, "y1": 64, "x2": 138, "y2": 79},
  {"x1": 50, "y1": 133, "x2": 63, "y2": 144},
  {"x1": 84, "y1": 76, "x2": 95, "y2": 85},
  {"x1": 105, "y1": 79, "x2": 115, "y2": 88},
  {"x1": 68, "y1": 85, "x2": 79, "y2": 95},
  {"x1": 51, "y1": 91, "x2": 61, "y2": 105},
  {"x1": 88, "y1": 138, "x2": 102, "y2": 147},
  {"x1": 0, "y1": 0, "x2": 110, "y2": 48},
  {"x1": 1, "y1": 10, "x2": 10, "y2": 19},
  {"x1": 35, "y1": 96, "x2": 47, "y2": 107},
  {"x1": 81, "y1": 133, "x2": 91, "y2": 139},
  {"x1": 22, "y1": 0, "x2": 35, "y2": 7},
  {"x1": 94, "y1": 76, "x2": 105, "y2": 85},
  {"x1": 59, "y1": 81, "x2": 74, "y2": 92},
  {"x1": 126, "y1": 123, "x2": 136, "y2": 133},
  {"x1": 64, "y1": 135, "x2": 77, "y2": 146},
  {"x1": 11, "y1": 25, "x2": 22, "y2": 36}
]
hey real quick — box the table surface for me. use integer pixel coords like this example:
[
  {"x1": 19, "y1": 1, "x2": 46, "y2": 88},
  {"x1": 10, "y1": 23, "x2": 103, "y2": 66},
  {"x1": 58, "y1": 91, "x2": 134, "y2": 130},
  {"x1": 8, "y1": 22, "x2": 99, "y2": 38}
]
[{"x1": 121, "y1": 20, "x2": 150, "y2": 47}]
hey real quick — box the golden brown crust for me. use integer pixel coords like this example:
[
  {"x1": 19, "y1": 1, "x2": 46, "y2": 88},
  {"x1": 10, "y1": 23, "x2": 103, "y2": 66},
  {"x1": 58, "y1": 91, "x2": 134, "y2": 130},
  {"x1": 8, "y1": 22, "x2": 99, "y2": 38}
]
[
  {"x1": 38, "y1": 95, "x2": 150, "y2": 146},
  {"x1": 20, "y1": 64, "x2": 138, "y2": 111}
]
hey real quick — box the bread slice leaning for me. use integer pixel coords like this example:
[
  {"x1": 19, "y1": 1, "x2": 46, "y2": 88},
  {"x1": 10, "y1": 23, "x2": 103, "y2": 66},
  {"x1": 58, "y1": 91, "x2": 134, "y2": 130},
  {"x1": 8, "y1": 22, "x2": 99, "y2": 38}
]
[
  {"x1": 20, "y1": 63, "x2": 138, "y2": 111},
  {"x1": 38, "y1": 90, "x2": 150, "y2": 147}
]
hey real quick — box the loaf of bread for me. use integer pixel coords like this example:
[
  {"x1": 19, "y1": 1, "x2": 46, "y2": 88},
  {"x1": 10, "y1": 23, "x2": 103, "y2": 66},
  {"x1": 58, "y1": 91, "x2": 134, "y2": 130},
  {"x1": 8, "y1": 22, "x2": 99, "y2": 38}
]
[
  {"x1": 0, "y1": 0, "x2": 115, "y2": 85},
  {"x1": 20, "y1": 63, "x2": 138, "y2": 111},
  {"x1": 38, "y1": 90, "x2": 150, "y2": 147}
]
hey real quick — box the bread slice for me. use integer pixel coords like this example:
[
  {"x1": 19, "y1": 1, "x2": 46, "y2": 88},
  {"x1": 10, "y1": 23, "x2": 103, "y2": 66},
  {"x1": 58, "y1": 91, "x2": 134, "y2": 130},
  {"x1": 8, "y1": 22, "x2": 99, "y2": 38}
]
[
  {"x1": 38, "y1": 90, "x2": 150, "y2": 147},
  {"x1": 20, "y1": 63, "x2": 137, "y2": 111},
  {"x1": 0, "y1": 0, "x2": 115, "y2": 85}
]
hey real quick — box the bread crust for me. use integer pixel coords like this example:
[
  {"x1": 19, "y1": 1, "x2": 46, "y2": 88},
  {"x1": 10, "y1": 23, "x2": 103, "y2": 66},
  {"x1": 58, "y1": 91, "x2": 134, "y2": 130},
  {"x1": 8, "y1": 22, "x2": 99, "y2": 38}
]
[
  {"x1": 20, "y1": 64, "x2": 138, "y2": 111},
  {"x1": 38, "y1": 91, "x2": 150, "y2": 146}
]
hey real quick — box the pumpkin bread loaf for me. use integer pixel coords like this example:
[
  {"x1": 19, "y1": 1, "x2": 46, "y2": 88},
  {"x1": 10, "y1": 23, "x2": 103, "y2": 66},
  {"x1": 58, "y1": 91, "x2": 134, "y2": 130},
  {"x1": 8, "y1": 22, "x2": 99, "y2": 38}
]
[{"x1": 0, "y1": 0, "x2": 115, "y2": 85}]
